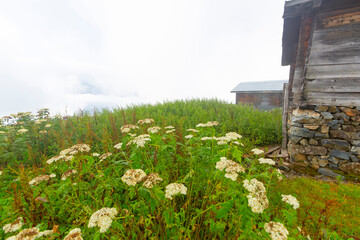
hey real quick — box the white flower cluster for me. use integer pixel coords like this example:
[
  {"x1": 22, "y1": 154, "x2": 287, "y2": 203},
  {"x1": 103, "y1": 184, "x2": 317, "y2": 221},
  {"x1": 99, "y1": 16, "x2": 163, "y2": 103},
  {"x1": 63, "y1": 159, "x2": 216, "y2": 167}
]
[
  {"x1": 29, "y1": 174, "x2": 56, "y2": 186},
  {"x1": 186, "y1": 129, "x2": 199, "y2": 133},
  {"x1": 61, "y1": 169, "x2": 77, "y2": 180},
  {"x1": 138, "y1": 119, "x2": 154, "y2": 124},
  {"x1": 113, "y1": 143, "x2": 122, "y2": 149},
  {"x1": 215, "y1": 157, "x2": 245, "y2": 181},
  {"x1": 143, "y1": 173, "x2": 163, "y2": 189},
  {"x1": 185, "y1": 135, "x2": 193, "y2": 139},
  {"x1": 147, "y1": 126, "x2": 161, "y2": 134},
  {"x1": 281, "y1": 194, "x2": 300, "y2": 209},
  {"x1": 61, "y1": 144, "x2": 91, "y2": 155},
  {"x1": 165, "y1": 129, "x2": 176, "y2": 134},
  {"x1": 127, "y1": 134, "x2": 151, "y2": 148},
  {"x1": 165, "y1": 183, "x2": 187, "y2": 200},
  {"x1": 46, "y1": 144, "x2": 91, "y2": 164},
  {"x1": 243, "y1": 179, "x2": 269, "y2": 213},
  {"x1": 99, "y1": 152, "x2": 112, "y2": 162},
  {"x1": 121, "y1": 169, "x2": 147, "y2": 186},
  {"x1": 63, "y1": 228, "x2": 83, "y2": 240},
  {"x1": 88, "y1": 208, "x2": 118, "y2": 233},
  {"x1": 2, "y1": 217, "x2": 24, "y2": 233},
  {"x1": 17, "y1": 129, "x2": 28, "y2": 134},
  {"x1": 92, "y1": 153, "x2": 100, "y2": 157},
  {"x1": 164, "y1": 126, "x2": 175, "y2": 129},
  {"x1": 5, "y1": 227, "x2": 52, "y2": 240},
  {"x1": 264, "y1": 221, "x2": 289, "y2": 240},
  {"x1": 251, "y1": 148, "x2": 264, "y2": 155},
  {"x1": 196, "y1": 121, "x2": 219, "y2": 127},
  {"x1": 258, "y1": 158, "x2": 276, "y2": 166},
  {"x1": 120, "y1": 124, "x2": 139, "y2": 133}
]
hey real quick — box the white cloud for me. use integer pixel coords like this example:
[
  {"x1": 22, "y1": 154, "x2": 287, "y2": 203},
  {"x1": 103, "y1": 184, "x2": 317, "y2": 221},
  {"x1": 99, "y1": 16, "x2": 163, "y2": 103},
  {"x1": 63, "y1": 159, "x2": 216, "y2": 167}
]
[{"x1": 0, "y1": 0, "x2": 289, "y2": 117}]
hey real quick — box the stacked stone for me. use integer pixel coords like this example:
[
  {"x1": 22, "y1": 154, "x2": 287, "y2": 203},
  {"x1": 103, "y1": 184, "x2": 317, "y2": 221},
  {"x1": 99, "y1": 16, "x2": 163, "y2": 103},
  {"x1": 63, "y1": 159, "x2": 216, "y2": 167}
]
[{"x1": 288, "y1": 106, "x2": 360, "y2": 178}]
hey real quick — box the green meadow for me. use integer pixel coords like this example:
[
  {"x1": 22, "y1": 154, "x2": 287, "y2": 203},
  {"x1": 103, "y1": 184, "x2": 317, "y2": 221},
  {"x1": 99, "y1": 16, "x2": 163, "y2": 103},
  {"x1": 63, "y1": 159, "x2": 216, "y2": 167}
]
[{"x1": 0, "y1": 99, "x2": 359, "y2": 239}]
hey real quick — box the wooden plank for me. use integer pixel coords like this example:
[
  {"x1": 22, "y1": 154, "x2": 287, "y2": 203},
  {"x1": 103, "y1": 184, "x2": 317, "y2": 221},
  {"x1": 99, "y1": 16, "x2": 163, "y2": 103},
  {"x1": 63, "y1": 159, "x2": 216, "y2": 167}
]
[
  {"x1": 306, "y1": 63, "x2": 360, "y2": 79},
  {"x1": 304, "y1": 78, "x2": 360, "y2": 93},
  {"x1": 308, "y1": 45, "x2": 360, "y2": 65},
  {"x1": 304, "y1": 92, "x2": 360, "y2": 106},
  {"x1": 311, "y1": 24, "x2": 360, "y2": 49},
  {"x1": 282, "y1": 83, "x2": 289, "y2": 150}
]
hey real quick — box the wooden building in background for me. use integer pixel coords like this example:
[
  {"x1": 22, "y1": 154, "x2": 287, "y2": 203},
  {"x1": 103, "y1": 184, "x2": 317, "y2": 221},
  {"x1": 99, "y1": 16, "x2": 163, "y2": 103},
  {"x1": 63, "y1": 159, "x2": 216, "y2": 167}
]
[
  {"x1": 282, "y1": 0, "x2": 360, "y2": 107},
  {"x1": 281, "y1": 0, "x2": 360, "y2": 177},
  {"x1": 231, "y1": 80, "x2": 287, "y2": 110}
]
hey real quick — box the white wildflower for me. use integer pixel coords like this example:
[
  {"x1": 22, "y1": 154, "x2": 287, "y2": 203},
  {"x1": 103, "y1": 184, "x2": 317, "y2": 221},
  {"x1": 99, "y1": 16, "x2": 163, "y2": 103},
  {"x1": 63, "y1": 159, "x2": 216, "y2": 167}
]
[
  {"x1": 201, "y1": 136, "x2": 217, "y2": 141},
  {"x1": 36, "y1": 230, "x2": 54, "y2": 238},
  {"x1": 148, "y1": 126, "x2": 161, "y2": 134},
  {"x1": 63, "y1": 228, "x2": 83, "y2": 240},
  {"x1": 165, "y1": 183, "x2": 187, "y2": 200},
  {"x1": 121, "y1": 169, "x2": 147, "y2": 186},
  {"x1": 61, "y1": 169, "x2": 77, "y2": 180},
  {"x1": 18, "y1": 129, "x2": 28, "y2": 134},
  {"x1": 45, "y1": 124, "x2": 51, "y2": 128},
  {"x1": 251, "y1": 148, "x2": 264, "y2": 155},
  {"x1": 215, "y1": 157, "x2": 245, "y2": 181},
  {"x1": 196, "y1": 121, "x2": 219, "y2": 127},
  {"x1": 225, "y1": 132, "x2": 242, "y2": 141},
  {"x1": 29, "y1": 175, "x2": 51, "y2": 185},
  {"x1": 9, "y1": 227, "x2": 40, "y2": 240},
  {"x1": 281, "y1": 194, "x2": 300, "y2": 209},
  {"x1": 88, "y1": 208, "x2": 118, "y2": 233},
  {"x1": 127, "y1": 134, "x2": 151, "y2": 148},
  {"x1": 258, "y1": 158, "x2": 276, "y2": 166},
  {"x1": 92, "y1": 153, "x2": 100, "y2": 157},
  {"x1": 137, "y1": 119, "x2": 154, "y2": 124},
  {"x1": 224, "y1": 172, "x2": 238, "y2": 181},
  {"x1": 165, "y1": 129, "x2": 175, "y2": 134},
  {"x1": 164, "y1": 126, "x2": 175, "y2": 129},
  {"x1": 185, "y1": 135, "x2": 193, "y2": 139},
  {"x1": 114, "y1": 143, "x2": 122, "y2": 149},
  {"x1": 39, "y1": 130, "x2": 47, "y2": 134},
  {"x1": 49, "y1": 173, "x2": 56, "y2": 178},
  {"x1": 143, "y1": 173, "x2": 163, "y2": 188},
  {"x1": 120, "y1": 124, "x2": 139, "y2": 133},
  {"x1": 217, "y1": 140, "x2": 227, "y2": 145},
  {"x1": 186, "y1": 129, "x2": 199, "y2": 133},
  {"x1": 243, "y1": 179, "x2": 269, "y2": 213},
  {"x1": 99, "y1": 152, "x2": 112, "y2": 162},
  {"x1": 264, "y1": 221, "x2": 289, "y2": 240},
  {"x1": 2, "y1": 217, "x2": 24, "y2": 233}
]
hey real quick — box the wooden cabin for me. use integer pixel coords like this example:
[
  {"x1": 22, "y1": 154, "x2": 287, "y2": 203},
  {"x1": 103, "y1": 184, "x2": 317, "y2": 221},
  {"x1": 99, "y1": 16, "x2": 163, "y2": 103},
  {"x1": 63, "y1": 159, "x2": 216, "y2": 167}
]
[
  {"x1": 281, "y1": 0, "x2": 360, "y2": 177},
  {"x1": 231, "y1": 80, "x2": 287, "y2": 110}
]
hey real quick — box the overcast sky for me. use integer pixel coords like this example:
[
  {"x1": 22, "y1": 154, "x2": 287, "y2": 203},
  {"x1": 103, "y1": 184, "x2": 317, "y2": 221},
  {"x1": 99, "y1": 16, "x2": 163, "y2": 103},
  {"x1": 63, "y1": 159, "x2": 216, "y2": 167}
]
[{"x1": 0, "y1": 0, "x2": 289, "y2": 117}]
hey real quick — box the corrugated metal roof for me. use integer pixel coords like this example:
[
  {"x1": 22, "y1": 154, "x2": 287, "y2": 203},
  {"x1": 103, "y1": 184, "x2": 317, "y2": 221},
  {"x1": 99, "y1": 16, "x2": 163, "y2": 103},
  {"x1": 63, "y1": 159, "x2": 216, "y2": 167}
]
[
  {"x1": 231, "y1": 80, "x2": 288, "y2": 92},
  {"x1": 285, "y1": 0, "x2": 312, "y2": 7}
]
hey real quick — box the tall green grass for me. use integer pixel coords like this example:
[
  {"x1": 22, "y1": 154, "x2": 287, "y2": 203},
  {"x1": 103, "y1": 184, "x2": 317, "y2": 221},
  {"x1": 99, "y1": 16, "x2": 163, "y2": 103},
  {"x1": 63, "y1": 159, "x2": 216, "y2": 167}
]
[{"x1": 0, "y1": 99, "x2": 282, "y2": 167}]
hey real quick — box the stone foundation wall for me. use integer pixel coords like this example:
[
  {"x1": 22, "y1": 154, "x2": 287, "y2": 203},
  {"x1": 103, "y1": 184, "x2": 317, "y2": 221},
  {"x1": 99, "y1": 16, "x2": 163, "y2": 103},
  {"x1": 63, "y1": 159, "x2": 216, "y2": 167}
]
[{"x1": 288, "y1": 106, "x2": 360, "y2": 178}]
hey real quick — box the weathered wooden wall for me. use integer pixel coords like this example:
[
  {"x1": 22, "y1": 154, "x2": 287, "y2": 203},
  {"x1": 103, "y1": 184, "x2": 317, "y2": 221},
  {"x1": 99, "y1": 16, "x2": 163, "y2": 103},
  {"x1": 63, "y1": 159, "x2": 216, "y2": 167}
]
[
  {"x1": 298, "y1": 2, "x2": 360, "y2": 106},
  {"x1": 236, "y1": 92, "x2": 283, "y2": 110}
]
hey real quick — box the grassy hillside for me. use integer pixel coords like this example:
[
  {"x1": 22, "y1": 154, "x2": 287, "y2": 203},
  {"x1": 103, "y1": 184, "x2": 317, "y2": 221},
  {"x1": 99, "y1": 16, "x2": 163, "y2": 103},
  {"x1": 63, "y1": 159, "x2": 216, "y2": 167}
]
[
  {"x1": 0, "y1": 99, "x2": 282, "y2": 167},
  {"x1": 0, "y1": 99, "x2": 359, "y2": 239}
]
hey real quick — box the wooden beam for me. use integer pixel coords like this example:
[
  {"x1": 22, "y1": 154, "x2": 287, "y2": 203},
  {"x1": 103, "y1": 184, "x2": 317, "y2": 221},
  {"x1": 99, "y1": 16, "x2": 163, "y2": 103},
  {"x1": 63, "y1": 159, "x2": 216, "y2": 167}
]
[
  {"x1": 304, "y1": 92, "x2": 360, "y2": 106},
  {"x1": 305, "y1": 78, "x2": 360, "y2": 92},
  {"x1": 282, "y1": 83, "x2": 289, "y2": 150}
]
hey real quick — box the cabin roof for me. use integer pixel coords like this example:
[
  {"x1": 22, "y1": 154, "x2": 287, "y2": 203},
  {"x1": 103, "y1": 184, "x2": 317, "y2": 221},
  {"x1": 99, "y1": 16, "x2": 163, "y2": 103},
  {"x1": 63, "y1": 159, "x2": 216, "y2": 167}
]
[{"x1": 231, "y1": 80, "x2": 288, "y2": 93}]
